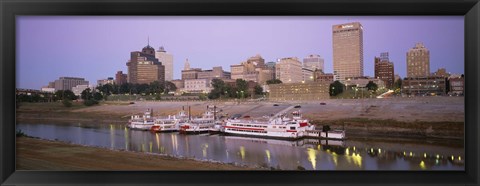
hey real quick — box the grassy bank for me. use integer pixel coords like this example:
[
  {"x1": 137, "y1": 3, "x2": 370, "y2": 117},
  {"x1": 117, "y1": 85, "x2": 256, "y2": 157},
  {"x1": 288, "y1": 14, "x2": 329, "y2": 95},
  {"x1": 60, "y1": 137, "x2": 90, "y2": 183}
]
[
  {"x1": 17, "y1": 102, "x2": 127, "y2": 124},
  {"x1": 16, "y1": 136, "x2": 259, "y2": 170},
  {"x1": 310, "y1": 118, "x2": 464, "y2": 140}
]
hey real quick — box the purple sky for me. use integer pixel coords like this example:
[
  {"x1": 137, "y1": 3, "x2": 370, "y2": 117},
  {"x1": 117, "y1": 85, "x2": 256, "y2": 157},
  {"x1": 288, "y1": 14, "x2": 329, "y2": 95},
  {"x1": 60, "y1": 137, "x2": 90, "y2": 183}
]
[{"x1": 17, "y1": 16, "x2": 464, "y2": 89}]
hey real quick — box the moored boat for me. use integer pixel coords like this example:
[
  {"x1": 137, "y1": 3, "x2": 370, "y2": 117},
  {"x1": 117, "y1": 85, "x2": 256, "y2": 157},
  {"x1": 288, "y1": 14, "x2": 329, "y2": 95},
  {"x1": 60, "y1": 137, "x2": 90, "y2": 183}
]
[
  {"x1": 150, "y1": 110, "x2": 189, "y2": 133},
  {"x1": 180, "y1": 106, "x2": 217, "y2": 134},
  {"x1": 127, "y1": 109, "x2": 155, "y2": 131},
  {"x1": 223, "y1": 111, "x2": 315, "y2": 140}
]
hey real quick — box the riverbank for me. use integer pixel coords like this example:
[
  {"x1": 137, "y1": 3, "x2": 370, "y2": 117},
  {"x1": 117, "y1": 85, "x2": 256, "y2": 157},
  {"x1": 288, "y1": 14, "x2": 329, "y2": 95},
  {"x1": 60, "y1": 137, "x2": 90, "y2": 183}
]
[
  {"x1": 16, "y1": 136, "x2": 260, "y2": 170},
  {"x1": 16, "y1": 97, "x2": 464, "y2": 139}
]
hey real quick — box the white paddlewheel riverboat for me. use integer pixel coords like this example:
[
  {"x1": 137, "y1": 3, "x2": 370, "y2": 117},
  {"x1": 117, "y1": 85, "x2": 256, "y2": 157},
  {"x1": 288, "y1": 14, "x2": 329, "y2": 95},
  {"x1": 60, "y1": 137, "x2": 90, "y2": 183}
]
[
  {"x1": 180, "y1": 108, "x2": 216, "y2": 134},
  {"x1": 150, "y1": 110, "x2": 189, "y2": 133},
  {"x1": 223, "y1": 111, "x2": 315, "y2": 140},
  {"x1": 127, "y1": 109, "x2": 155, "y2": 131}
]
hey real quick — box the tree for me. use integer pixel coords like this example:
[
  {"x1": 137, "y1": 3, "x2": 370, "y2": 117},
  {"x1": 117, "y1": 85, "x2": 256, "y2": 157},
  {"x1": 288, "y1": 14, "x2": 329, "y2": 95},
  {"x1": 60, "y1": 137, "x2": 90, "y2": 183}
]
[
  {"x1": 54, "y1": 90, "x2": 65, "y2": 101},
  {"x1": 111, "y1": 83, "x2": 120, "y2": 94},
  {"x1": 137, "y1": 83, "x2": 149, "y2": 94},
  {"x1": 81, "y1": 88, "x2": 93, "y2": 100},
  {"x1": 394, "y1": 78, "x2": 402, "y2": 90},
  {"x1": 266, "y1": 79, "x2": 282, "y2": 85},
  {"x1": 119, "y1": 83, "x2": 131, "y2": 94},
  {"x1": 63, "y1": 90, "x2": 77, "y2": 100},
  {"x1": 236, "y1": 79, "x2": 249, "y2": 98},
  {"x1": 329, "y1": 81, "x2": 344, "y2": 96},
  {"x1": 224, "y1": 84, "x2": 237, "y2": 98},
  {"x1": 98, "y1": 84, "x2": 114, "y2": 96},
  {"x1": 254, "y1": 84, "x2": 263, "y2": 95},
  {"x1": 93, "y1": 92, "x2": 103, "y2": 101},
  {"x1": 208, "y1": 79, "x2": 226, "y2": 99},
  {"x1": 164, "y1": 81, "x2": 177, "y2": 93},
  {"x1": 148, "y1": 81, "x2": 164, "y2": 95},
  {"x1": 366, "y1": 81, "x2": 378, "y2": 92}
]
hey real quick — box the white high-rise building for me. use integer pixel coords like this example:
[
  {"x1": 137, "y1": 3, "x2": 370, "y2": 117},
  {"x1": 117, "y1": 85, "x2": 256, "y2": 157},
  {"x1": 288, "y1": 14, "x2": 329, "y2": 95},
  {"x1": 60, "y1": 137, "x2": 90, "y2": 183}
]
[
  {"x1": 51, "y1": 77, "x2": 89, "y2": 91},
  {"x1": 303, "y1": 54, "x2": 325, "y2": 72},
  {"x1": 275, "y1": 57, "x2": 303, "y2": 84},
  {"x1": 155, "y1": 46, "x2": 174, "y2": 81}
]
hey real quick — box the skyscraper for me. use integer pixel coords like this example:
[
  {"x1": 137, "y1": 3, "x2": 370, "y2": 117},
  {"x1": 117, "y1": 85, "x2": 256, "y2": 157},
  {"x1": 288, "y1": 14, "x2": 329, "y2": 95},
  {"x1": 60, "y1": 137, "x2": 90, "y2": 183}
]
[
  {"x1": 332, "y1": 22, "x2": 364, "y2": 82},
  {"x1": 126, "y1": 44, "x2": 165, "y2": 84},
  {"x1": 374, "y1": 52, "x2": 395, "y2": 89},
  {"x1": 406, "y1": 43, "x2": 430, "y2": 77},
  {"x1": 155, "y1": 46, "x2": 174, "y2": 81}
]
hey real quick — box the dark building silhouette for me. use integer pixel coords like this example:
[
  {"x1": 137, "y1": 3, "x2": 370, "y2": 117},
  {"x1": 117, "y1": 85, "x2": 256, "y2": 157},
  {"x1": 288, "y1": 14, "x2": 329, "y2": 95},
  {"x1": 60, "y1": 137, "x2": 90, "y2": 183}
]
[{"x1": 115, "y1": 71, "x2": 127, "y2": 85}]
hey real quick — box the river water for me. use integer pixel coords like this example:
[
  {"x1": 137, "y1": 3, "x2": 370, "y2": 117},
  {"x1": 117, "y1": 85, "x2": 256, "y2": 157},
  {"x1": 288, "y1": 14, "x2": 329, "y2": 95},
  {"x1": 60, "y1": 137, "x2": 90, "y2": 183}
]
[{"x1": 17, "y1": 123, "x2": 464, "y2": 170}]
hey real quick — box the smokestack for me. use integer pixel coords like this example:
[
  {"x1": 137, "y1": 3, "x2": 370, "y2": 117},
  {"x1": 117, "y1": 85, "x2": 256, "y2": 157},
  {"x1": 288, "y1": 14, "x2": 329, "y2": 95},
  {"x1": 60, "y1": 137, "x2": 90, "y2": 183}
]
[
  {"x1": 214, "y1": 105, "x2": 216, "y2": 120},
  {"x1": 189, "y1": 106, "x2": 191, "y2": 120}
]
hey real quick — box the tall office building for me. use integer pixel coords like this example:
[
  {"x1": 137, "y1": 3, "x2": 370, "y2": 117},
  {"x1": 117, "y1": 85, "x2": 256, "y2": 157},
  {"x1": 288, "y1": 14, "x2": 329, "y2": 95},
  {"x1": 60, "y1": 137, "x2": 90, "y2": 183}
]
[
  {"x1": 406, "y1": 43, "x2": 430, "y2": 77},
  {"x1": 155, "y1": 46, "x2": 174, "y2": 81},
  {"x1": 303, "y1": 54, "x2": 324, "y2": 72},
  {"x1": 126, "y1": 44, "x2": 165, "y2": 84},
  {"x1": 275, "y1": 57, "x2": 303, "y2": 84},
  {"x1": 332, "y1": 22, "x2": 364, "y2": 82},
  {"x1": 374, "y1": 52, "x2": 395, "y2": 89}
]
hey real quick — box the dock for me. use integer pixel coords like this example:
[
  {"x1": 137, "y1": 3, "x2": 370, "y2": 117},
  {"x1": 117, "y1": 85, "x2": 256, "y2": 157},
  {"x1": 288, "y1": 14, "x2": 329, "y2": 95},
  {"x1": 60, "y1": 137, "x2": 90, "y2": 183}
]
[{"x1": 305, "y1": 130, "x2": 346, "y2": 140}]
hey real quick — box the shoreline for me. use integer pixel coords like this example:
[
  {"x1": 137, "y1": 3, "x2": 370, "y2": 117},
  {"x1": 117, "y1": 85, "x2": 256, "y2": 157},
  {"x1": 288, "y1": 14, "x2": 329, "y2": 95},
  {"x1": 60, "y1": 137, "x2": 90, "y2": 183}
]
[
  {"x1": 16, "y1": 136, "x2": 263, "y2": 170},
  {"x1": 16, "y1": 116, "x2": 464, "y2": 140},
  {"x1": 16, "y1": 97, "x2": 465, "y2": 140}
]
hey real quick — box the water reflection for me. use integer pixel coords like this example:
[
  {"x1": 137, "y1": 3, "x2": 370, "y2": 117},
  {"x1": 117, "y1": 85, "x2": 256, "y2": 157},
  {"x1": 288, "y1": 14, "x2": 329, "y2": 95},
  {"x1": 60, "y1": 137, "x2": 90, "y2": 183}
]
[
  {"x1": 265, "y1": 150, "x2": 271, "y2": 163},
  {"x1": 17, "y1": 123, "x2": 464, "y2": 170},
  {"x1": 306, "y1": 148, "x2": 317, "y2": 169}
]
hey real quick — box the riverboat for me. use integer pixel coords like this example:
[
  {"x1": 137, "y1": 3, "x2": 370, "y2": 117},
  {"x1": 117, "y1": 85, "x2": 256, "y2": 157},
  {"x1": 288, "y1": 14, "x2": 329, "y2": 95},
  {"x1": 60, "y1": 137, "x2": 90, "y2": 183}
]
[
  {"x1": 208, "y1": 121, "x2": 225, "y2": 134},
  {"x1": 223, "y1": 111, "x2": 315, "y2": 140},
  {"x1": 150, "y1": 110, "x2": 189, "y2": 132},
  {"x1": 180, "y1": 108, "x2": 216, "y2": 134},
  {"x1": 127, "y1": 109, "x2": 155, "y2": 130}
]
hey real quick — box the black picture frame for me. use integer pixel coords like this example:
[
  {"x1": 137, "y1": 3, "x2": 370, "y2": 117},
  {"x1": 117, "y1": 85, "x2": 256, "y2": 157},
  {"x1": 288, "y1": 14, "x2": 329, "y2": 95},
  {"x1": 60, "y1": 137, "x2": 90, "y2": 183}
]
[{"x1": 1, "y1": 0, "x2": 479, "y2": 185}]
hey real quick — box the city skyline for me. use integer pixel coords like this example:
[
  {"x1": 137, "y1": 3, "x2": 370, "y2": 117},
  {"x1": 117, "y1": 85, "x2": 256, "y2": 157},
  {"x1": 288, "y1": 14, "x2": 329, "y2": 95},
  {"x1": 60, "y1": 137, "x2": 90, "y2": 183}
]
[{"x1": 17, "y1": 16, "x2": 464, "y2": 89}]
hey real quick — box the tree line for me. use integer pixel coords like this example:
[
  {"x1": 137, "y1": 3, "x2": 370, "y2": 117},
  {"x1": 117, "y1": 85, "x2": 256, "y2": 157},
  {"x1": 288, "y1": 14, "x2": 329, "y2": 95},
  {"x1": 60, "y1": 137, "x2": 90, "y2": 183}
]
[
  {"x1": 16, "y1": 81, "x2": 177, "y2": 106},
  {"x1": 208, "y1": 78, "x2": 263, "y2": 99}
]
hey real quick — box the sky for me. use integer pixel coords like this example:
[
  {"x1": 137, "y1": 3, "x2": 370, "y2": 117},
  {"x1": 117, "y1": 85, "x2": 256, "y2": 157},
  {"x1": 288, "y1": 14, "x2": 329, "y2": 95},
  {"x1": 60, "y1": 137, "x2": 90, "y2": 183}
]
[{"x1": 16, "y1": 16, "x2": 464, "y2": 89}]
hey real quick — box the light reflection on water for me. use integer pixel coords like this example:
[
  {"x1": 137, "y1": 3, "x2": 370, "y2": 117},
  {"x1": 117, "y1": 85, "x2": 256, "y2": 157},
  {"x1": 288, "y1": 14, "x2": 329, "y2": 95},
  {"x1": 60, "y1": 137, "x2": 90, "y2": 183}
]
[{"x1": 17, "y1": 123, "x2": 464, "y2": 170}]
